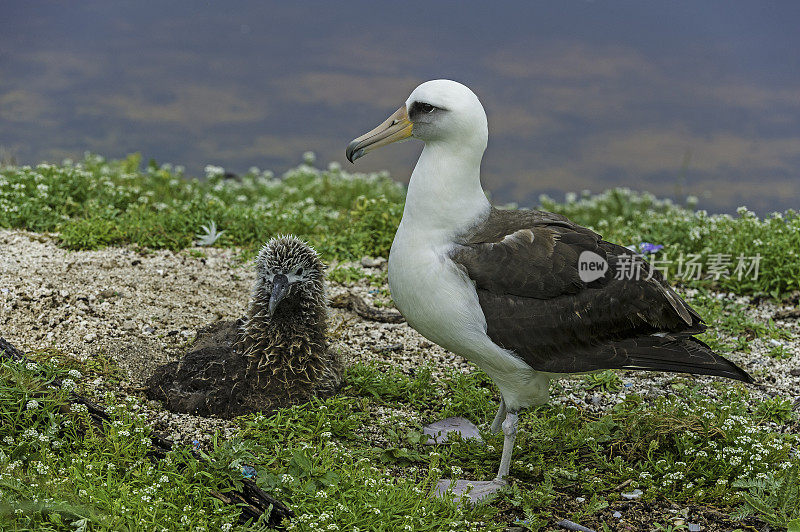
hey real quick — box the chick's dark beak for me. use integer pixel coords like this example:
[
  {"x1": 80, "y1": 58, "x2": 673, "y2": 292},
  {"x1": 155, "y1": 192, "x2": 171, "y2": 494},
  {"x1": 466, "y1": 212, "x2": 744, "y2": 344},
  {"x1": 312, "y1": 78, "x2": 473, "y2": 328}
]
[{"x1": 268, "y1": 274, "x2": 289, "y2": 315}]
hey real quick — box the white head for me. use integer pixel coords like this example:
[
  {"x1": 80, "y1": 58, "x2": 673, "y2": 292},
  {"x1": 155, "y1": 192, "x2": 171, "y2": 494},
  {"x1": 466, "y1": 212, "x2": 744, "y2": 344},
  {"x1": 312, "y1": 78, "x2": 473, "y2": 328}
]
[{"x1": 346, "y1": 79, "x2": 488, "y2": 162}]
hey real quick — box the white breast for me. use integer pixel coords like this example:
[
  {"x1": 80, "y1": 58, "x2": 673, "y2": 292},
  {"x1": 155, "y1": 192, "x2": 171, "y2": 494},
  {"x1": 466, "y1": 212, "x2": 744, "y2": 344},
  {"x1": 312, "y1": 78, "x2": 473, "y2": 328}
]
[{"x1": 388, "y1": 222, "x2": 550, "y2": 410}]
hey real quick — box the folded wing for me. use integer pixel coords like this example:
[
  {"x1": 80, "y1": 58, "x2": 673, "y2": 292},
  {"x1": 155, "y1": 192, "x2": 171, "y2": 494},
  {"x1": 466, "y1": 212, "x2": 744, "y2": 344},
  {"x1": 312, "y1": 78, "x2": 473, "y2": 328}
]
[{"x1": 450, "y1": 208, "x2": 752, "y2": 383}]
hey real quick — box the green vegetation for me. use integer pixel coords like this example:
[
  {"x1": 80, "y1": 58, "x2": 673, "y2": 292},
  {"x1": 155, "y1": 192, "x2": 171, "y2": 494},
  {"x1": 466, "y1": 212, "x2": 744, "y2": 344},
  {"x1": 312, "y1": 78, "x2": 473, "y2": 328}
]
[
  {"x1": 0, "y1": 354, "x2": 242, "y2": 531},
  {"x1": 0, "y1": 154, "x2": 404, "y2": 262},
  {"x1": 2, "y1": 154, "x2": 798, "y2": 530},
  {"x1": 2, "y1": 355, "x2": 797, "y2": 531},
  {"x1": 2, "y1": 154, "x2": 799, "y2": 295},
  {"x1": 537, "y1": 189, "x2": 800, "y2": 297}
]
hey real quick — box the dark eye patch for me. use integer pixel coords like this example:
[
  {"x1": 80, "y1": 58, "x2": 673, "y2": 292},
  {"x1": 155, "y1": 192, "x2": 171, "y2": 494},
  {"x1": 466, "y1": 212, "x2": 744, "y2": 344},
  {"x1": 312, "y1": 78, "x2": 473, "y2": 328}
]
[{"x1": 409, "y1": 101, "x2": 441, "y2": 120}]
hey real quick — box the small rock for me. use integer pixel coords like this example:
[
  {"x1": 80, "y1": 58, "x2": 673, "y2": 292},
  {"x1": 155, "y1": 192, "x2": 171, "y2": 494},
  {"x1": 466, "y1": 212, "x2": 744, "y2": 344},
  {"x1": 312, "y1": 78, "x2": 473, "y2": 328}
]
[
  {"x1": 98, "y1": 289, "x2": 116, "y2": 299},
  {"x1": 122, "y1": 320, "x2": 137, "y2": 331},
  {"x1": 674, "y1": 520, "x2": 685, "y2": 526},
  {"x1": 423, "y1": 417, "x2": 483, "y2": 444},
  {"x1": 374, "y1": 343, "x2": 403, "y2": 352},
  {"x1": 769, "y1": 339, "x2": 782, "y2": 347},
  {"x1": 361, "y1": 256, "x2": 386, "y2": 268},
  {"x1": 621, "y1": 489, "x2": 643, "y2": 499},
  {"x1": 687, "y1": 524, "x2": 701, "y2": 532},
  {"x1": 612, "y1": 511, "x2": 622, "y2": 519},
  {"x1": 83, "y1": 333, "x2": 96, "y2": 343},
  {"x1": 790, "y1": 368, "x2": 800, "y2": 377},
  {"x1": 59, "y1": 289, "x2": 70, "y2": 298},
  {"x1": 575, "y1": 496, "x2": 586, "y2": 503},
  {"x1": 555, "y1": 520, "x2": 596, "y2": 532},
  {"x1": 142, "y1": 325, "x2": 156, "y2": 334}
]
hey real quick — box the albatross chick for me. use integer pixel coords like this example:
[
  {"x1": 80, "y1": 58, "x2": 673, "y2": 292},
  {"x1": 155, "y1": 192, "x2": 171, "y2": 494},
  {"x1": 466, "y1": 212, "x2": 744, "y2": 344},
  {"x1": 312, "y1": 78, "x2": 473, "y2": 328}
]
[
  {"x1": 346, "y1": 79, "x2": 753, "y2": 502},
  {"x1": 145, "y1": 236, "x2": 342, "y2": 418}
]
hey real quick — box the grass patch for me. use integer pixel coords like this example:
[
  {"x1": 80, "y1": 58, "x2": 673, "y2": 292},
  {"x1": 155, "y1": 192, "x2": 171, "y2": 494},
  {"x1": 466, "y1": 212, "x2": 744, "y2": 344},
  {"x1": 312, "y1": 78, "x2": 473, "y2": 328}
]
[
  {"x1": 0, "y1": 154, "x2": 404, "y2": 261},
  {"x1": 2, "y1": 154, "x2": 799, "y2": 295},
  {"x1": 0, "y1": 354, "x2": 244, "y2": 531},
  {"x1": 2, "y1": 354, "x2": 798, "y2": 530}
]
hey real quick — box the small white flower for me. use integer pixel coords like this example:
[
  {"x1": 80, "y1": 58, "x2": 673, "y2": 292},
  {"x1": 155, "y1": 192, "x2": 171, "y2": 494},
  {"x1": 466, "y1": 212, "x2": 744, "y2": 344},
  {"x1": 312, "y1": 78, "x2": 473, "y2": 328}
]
[
  {"x1": 204, "y1": 165, "x2": 225, "y2": 179},
  {"x1": 68, "y1": 369, "x2": 82, "y2": 379},
  {"x1": 26, "y1": 400, "x2": 40, "y2": 410}
]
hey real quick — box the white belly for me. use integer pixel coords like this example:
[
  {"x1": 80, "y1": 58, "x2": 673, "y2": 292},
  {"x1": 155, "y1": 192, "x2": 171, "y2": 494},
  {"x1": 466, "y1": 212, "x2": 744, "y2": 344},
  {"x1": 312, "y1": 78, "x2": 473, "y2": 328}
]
[{"x1": 388, "y1": 224, "x2": 550, "y2": 410}]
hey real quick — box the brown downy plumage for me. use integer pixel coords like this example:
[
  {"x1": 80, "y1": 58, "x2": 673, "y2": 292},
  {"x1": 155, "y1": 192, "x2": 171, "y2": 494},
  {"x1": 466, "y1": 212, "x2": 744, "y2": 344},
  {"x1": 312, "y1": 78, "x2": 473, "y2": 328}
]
[
  {"x1": 145, "y1": 236, "x2": 342, "y2": 418},
  {"x1": 238, "y1": 235, "x2": 341, "y2": 399}
]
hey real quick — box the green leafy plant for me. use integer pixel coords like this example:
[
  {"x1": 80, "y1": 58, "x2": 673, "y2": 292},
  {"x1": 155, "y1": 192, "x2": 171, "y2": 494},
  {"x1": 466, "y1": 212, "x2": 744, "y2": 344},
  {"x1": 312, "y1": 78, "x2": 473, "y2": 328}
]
[{"x1": 732, "y1": 465, "x2": 800, "y2": 527}]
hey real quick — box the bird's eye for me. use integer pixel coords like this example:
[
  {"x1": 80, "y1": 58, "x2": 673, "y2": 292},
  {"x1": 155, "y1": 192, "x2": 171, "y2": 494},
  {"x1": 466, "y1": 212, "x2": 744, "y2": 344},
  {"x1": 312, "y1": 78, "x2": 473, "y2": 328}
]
[
  {"x1": 296, "y1": 267, "x2": 304, "y2": 276},
  {"x1": 421, "y1": 103, "x2": 435, "y2": 113}
]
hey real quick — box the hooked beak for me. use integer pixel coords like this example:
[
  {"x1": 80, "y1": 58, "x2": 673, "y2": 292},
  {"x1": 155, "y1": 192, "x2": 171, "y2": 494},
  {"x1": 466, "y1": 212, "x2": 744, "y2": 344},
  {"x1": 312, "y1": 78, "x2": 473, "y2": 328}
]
[
  {"x1": 346, "y1": 105, "x2": 413, "y2": 163},
  {"x1": 268, "y1": 274, "x2": 289, "y2": 316}
]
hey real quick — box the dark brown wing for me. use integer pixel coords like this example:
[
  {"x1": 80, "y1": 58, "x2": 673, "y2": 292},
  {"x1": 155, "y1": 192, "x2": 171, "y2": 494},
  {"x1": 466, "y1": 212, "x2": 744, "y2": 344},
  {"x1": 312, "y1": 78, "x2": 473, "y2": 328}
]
[{"x1": 451, "y1": 208, "x2": 753, "y2": 383}]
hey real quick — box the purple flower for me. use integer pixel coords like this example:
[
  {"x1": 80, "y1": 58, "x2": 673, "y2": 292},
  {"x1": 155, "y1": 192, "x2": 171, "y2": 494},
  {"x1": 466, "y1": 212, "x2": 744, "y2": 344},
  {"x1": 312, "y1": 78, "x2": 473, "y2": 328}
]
[{"x1": 639, "y1": 242, "x2": 663, "y2": 254}]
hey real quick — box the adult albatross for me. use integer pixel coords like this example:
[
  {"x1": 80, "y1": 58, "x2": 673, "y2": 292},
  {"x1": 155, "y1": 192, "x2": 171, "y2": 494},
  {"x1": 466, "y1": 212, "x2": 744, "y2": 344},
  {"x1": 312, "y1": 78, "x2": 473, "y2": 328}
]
[{"x1": 346, "y1": 79, "x2": 753, "y2": 501}]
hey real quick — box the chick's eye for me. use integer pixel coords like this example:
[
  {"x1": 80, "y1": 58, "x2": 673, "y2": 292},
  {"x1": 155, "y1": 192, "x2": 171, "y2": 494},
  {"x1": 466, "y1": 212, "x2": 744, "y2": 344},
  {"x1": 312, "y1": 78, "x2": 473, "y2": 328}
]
[
  {"x1": 421, "y1": 103, "x2": 435, "y2": 113},
  {"x1": 296, "y1": 267, "x2": 304, "y2": 276}
]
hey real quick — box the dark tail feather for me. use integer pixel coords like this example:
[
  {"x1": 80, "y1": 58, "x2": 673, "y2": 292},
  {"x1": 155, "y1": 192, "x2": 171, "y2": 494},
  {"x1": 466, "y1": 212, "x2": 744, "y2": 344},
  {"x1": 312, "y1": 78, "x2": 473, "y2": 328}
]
[{"x1": 607, "y1": 334, "x2": 754, "y2": 384}]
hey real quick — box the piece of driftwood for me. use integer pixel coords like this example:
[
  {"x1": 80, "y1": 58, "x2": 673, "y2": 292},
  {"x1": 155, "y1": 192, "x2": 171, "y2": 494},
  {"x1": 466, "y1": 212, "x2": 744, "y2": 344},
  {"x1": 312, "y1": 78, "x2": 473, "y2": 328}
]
[
  {"x1": 329, "y1": 292, "x2": 405, "y2": 323},
  {"x1": 0, "y1": 336, "x2": 293, "y2": 527}
]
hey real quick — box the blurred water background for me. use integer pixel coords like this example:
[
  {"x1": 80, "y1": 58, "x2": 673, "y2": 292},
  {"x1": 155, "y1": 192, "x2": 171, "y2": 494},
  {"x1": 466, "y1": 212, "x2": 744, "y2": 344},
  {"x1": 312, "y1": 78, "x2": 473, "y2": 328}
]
[{"x1": 1, "y1": 1, "x2": 798, "y2": 213}]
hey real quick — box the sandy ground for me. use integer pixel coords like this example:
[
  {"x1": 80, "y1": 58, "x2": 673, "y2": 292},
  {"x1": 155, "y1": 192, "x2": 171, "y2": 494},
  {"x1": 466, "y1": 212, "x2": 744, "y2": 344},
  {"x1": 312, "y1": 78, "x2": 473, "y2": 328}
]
[{"x1": 2, "y1": 229, "x2": 799, "y2": 444}]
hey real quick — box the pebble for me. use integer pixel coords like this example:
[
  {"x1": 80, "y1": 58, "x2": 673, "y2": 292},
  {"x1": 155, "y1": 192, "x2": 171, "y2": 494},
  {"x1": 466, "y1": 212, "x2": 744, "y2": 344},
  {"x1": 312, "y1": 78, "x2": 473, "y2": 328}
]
[
  {"x1": 83, "y1": 333, "x2": 96, "y2": 343},
  {"x1": 621, "y1": 488, "x2": 643, "y2": 499},
  {"x1": 360, "y1": 256, "x2": 386, "y2": 268},
  {"x1": 575, "y1": 496, "x2": 586, "y2": 503},
  {"x1": 612, "y1": 511, "x2": 622, "y2": 519},
  {"x1": 688, "y1": 524, "x2": 701, "y2": 532}
]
